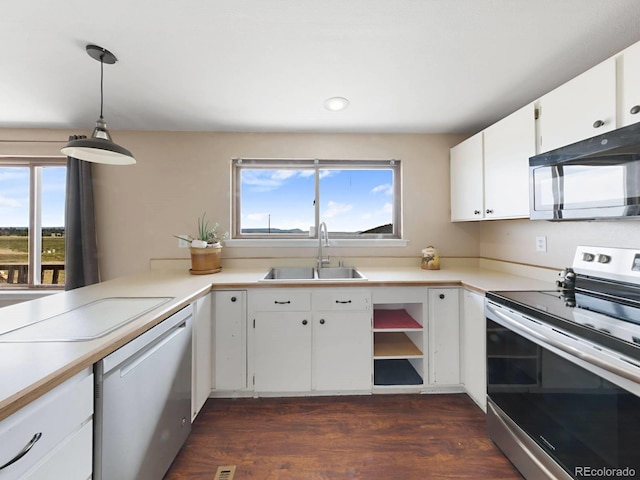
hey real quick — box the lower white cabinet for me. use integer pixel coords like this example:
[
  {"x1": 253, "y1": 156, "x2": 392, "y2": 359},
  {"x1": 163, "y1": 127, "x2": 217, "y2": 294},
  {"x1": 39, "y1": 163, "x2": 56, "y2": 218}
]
[
  {"x1": 461, "y1": 289, "x2": 486, "y2": 411},
  {"x1": 254, "y1": 311, "x2": 312, "y2": 392},
  {"x1": 192, "y1": 292, "x2": 213, "y2": 420},
  {"x1": 0, "y1": 369, "x2": 93, "y2": 480},
  {"x1": 213, "y1": 290, "x2": 247, "y2": 393},
  {"x1": 312, "y1": 289, "x2": 372, "y2": 391},
  {"x1": 428, "y1": 288, "x2": 460, "y2": 386},
  {"x1": 250, "y1": 288, "x2": 371, "y2": 394}
]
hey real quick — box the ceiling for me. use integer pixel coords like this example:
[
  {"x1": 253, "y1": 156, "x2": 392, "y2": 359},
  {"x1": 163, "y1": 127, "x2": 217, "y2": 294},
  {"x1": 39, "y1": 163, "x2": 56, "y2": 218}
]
[{"x1": 3, "y1": 0, "x2": 640, "y2": 135}]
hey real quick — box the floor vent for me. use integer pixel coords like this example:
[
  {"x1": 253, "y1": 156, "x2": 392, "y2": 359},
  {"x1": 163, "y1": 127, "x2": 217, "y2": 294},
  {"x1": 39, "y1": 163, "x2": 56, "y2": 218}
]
[{"x1": 214, "y1": 465, "x2": 236, "y2": 480}]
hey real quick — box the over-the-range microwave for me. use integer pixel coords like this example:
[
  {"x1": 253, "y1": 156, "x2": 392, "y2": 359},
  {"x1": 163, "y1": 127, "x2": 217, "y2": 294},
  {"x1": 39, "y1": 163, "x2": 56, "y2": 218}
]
[{"x1": 529, "y1": 121, "x2": 640, "y2": 220}]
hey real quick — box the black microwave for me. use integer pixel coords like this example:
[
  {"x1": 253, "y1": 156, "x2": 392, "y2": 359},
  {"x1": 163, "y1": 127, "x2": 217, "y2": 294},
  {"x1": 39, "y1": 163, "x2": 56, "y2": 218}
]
[{"x1": 529, "y1": 121, "x2": 640, "y2": 220}]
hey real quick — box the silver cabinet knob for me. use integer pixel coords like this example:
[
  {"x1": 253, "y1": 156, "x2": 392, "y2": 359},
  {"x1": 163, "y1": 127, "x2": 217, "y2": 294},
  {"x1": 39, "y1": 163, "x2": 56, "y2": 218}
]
[
  {"x1": 473, "y1": 210, "x2": 481, "y2": 215},
  {"x1": 593, "y1": 120, "x2": 605, "y2": 128},
  {"x1": 630, "y1": 105, "x2": 640, "y2": 115},
  {"x1": 486, "y1": 209, "x2": 494, "y2": 214}
]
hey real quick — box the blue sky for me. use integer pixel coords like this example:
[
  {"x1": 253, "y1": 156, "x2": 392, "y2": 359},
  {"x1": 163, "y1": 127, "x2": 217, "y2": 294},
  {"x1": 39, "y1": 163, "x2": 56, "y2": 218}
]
[
  {"x1": 240, "y1": 168, "x2": 393, "y2": 232},
  {"x1": 0, "y1": 166, "x2": 66, "y2": 228}
]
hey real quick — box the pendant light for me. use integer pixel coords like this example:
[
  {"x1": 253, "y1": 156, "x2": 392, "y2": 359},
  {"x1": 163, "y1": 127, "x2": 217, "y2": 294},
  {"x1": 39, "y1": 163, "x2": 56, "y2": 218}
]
[{"x1": 61, "y1": 45, "x2": 136, "y2": 165}]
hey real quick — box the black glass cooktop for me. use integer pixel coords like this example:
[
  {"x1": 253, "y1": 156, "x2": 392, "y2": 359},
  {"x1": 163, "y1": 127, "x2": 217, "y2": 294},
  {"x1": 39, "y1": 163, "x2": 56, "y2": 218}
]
[{"x1": 486, "y1": 289, "x2": 640, "y2": 361}]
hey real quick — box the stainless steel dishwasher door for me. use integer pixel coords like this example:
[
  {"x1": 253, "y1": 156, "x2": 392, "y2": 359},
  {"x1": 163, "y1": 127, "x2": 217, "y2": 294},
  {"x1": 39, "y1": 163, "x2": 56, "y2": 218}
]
[{"x1": 94, "y1": 305, "x2": 193, "y2": 480}]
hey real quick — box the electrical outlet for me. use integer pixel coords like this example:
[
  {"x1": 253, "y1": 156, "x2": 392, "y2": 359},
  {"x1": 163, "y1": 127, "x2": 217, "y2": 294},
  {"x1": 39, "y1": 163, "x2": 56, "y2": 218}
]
[
  {"x1": 177, "y1": 235, "x2": 189, "y2": 248},
  {"x1": 536, "y1": 236, "x2": 547, "y2": 252}
]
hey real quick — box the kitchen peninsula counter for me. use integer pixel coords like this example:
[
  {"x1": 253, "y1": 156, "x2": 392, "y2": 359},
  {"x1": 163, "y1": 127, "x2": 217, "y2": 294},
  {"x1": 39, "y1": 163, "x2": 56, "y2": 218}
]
[{"x1": 0, "y1": 262, "x2": 556, "y2": 420}]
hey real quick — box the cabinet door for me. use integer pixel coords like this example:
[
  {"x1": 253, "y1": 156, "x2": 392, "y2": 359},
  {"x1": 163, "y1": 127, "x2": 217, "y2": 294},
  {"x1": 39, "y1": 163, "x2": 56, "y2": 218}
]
[
  {"x1": 462, "y1": 290, "x2": 486, "y2": 411},
  {"x1": 313, "y1": 312, "x2": 372, "y2": 391},
  {"x1": 620, "y1": 41, "x2": 640, "y2": 127},
  {"x1": 192, "y1": 293, "x2": 212, "y2": 420},
  {"x1": 483, "y1": 103, "x2": 535, "y2": 219},
  {"x1": 428, "y1": 288, "x2": 460, "y2": 385},
  {"x1": 253, "y1": 312, "x2": 312, "y2": 392},
  {"x1": 213, "y1": 290, "x2": 246, "y2": 392},
  {"x1": 450, "y1": 132, "x2": 484, "y2": 221},
  {"x1": 539, "y1": 57, "x2": 616, "y2": 153}
]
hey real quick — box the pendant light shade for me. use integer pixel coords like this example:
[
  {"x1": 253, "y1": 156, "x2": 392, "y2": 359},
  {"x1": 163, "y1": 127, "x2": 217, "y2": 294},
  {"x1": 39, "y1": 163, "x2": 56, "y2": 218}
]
[{"x1": 61, "y1": 45, "x2": 136, "y2": 165}]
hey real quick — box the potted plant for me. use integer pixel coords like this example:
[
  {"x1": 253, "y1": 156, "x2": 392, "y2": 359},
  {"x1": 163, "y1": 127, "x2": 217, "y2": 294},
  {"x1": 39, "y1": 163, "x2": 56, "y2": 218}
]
[{"x1": 176, "y1": 213, "x2": 228, "y2": 274}]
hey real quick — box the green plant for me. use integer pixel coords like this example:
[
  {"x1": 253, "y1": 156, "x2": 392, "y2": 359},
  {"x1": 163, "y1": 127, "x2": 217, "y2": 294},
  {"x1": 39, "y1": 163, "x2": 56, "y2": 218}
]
[{"x1": 175, "y1": 213, "x2": 228, "y2": 246}]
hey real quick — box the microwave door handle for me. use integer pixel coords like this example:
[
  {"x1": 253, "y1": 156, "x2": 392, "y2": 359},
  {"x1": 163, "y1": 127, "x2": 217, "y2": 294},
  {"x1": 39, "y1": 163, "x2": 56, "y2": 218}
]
[{"x1": 486, "y1": 303, "x2": 640, "y2": 384}]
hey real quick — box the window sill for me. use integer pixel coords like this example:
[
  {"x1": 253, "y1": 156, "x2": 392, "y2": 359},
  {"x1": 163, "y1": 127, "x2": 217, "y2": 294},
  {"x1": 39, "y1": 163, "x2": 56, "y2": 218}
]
[{"x1": 224, "y1": 238, "x2": 409, "y2": 248}]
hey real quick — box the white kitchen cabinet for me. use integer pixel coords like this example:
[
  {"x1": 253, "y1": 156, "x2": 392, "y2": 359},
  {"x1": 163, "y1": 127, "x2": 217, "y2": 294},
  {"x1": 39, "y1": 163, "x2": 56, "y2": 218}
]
[
  {"x1": 253, "y1": 311, "x2": 312, "y2": 392},
  {"x1": 428, "y1": 288, "x2": 460, "y2": 386},
  {"x1": 538, "y1": 57, "x2": 616, "y2": 153},
  {"x1": 212, "y1": 290, "x2": 246, "y2": 394},
  {"x1": 0, "y1": 369, "x2": 93, "y2": 480},
  {"x1": 619, "y1": 40, "x2": 640, "y2": 127},
  {"x1": 192, "y1": 292, "x2": 213, "y2": 420},
  {"x1": 312, "y1": 289, "x2": 371, "y2": 391},
  {"x1": 372, "y1": 287, "x2": 426, "y2": 390},
  {"x1": 249, "y1": 288, "x2": 371, "y2": 394},
  {"x1": 483, "y1": 103, "x2": 536, "y2": 219},
  {"x1": 450, "y1": 131, "x2": 484, "y2": 221},
  {"x1": 461, "y1": 290, "x2": 486, "y2": 411}
]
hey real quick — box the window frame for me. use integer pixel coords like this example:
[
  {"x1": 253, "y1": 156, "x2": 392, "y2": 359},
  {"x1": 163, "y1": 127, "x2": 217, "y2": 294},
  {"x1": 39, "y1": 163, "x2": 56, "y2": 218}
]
[
  {"x1": 232, "y1": 158, "x2": 402, "y2": 240},
  {"x1": 0, "y1": 157, "x2": 66, "y2": 289}
]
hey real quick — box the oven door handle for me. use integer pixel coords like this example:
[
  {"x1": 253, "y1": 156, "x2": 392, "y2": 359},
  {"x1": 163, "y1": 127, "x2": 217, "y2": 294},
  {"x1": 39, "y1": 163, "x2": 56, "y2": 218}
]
[{"x1": 486, "y1": 303, "x2": 640, "y2": 384}]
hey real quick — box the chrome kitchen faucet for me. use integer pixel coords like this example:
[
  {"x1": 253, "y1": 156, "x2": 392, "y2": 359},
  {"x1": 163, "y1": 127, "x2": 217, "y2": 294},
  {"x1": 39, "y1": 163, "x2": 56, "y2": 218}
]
[{"x1": 317, "y1": 222, "x2": 330, "y2": 268}]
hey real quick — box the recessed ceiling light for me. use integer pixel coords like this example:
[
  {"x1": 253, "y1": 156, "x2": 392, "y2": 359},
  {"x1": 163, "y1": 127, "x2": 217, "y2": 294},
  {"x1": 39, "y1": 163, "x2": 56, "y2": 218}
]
[{"x1": 324, "y1": 97, "x2": 350, "y2": 111}]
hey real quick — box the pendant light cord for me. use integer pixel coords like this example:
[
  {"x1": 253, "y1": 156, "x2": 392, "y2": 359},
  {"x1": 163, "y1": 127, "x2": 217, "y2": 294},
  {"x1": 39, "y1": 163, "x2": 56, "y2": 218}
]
[{"x1": 99, "y1": 54, "x2": 104, "y2": 120}]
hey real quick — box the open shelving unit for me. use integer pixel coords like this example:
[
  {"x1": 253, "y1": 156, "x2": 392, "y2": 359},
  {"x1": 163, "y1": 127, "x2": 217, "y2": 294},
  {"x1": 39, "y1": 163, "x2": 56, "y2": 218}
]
[{"x1": 372, "y1": 298, "x2": 425, "y2": 388}]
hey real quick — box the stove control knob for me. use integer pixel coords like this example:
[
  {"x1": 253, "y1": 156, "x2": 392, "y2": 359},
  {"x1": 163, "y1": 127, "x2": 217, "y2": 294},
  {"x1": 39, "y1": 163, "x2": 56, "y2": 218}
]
[
  {"x1": 596, "y1": 254, "x2": 611, "y2": 264},
  {"x1": 582, "y1": 252, "x2": 595, "y2": 262}
]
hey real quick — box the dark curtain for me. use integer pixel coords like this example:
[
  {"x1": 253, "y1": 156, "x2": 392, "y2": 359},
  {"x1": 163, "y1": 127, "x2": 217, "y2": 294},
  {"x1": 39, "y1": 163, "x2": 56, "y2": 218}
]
[{"x1": 64, "y1": 135, "x2": 100, "y2": 290}]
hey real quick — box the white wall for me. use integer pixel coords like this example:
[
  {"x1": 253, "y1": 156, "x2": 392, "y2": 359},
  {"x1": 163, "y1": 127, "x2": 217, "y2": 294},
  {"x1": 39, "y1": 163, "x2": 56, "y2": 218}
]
[
  {"x1": 480, "y1": 218, "x2": 640, "y2": 269},
  {"x1": 91, "y1": 131, "x2": 478, "y2": 279}
]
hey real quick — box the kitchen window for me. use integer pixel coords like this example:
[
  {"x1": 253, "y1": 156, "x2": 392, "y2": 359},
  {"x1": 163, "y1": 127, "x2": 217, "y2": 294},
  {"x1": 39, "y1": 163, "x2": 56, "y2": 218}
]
[
  {"x1": 0, "y1": 159, "x2": 66, "y2": 288},
  {"x1": 232, "y1": 159, "x2": 401, "y2": 240}
]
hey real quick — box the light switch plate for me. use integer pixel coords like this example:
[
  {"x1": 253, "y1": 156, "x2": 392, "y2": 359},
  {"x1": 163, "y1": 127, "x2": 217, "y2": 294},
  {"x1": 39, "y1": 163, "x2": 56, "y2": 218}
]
[{"x1": 536, "y1": 236, "x2": 547, "y2": 252}]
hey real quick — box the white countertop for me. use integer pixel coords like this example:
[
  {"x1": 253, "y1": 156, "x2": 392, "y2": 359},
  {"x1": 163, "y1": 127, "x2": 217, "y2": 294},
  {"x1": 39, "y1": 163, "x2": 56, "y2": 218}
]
[{"x1": 0, "y1": 263, "x2": 556, "y2": 420}]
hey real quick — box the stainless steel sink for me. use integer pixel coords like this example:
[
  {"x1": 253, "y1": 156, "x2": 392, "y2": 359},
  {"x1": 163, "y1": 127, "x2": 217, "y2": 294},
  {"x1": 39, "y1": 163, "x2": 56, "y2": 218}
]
[
  {"x1": 260, "y1": 266, "x2": 367, "y2": 281},
  {"x1": 262, "y1": 267, "x2": 316, "y2": 280},
  {"x1": 315, "y1": 267, "x2": 366, "y2": 279}
]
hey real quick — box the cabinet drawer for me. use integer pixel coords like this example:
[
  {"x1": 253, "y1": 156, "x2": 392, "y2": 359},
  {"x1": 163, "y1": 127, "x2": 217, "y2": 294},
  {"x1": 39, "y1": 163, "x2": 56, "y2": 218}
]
[
  {"x1": 23, "y1": 420, "x2": 93, "y2": 480},
  {"x1": 312, "y1": 289, "x2": 370, "y2": 311},
  {"x1": 249, "y1": 290, "x2": 311, "y2": 312},
  {"x1": 0, "y1": 369, "x2": 93, "y2": 480}
]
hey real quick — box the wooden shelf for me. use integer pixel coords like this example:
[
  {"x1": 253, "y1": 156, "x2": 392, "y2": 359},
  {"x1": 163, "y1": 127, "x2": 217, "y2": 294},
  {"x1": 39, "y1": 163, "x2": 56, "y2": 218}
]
[
  {"x1": 374, "y1": 332, "x2": 423, "y2": 358},
  {"x1": 373, "y1": 309, "x2": 421, "y2": 330}
]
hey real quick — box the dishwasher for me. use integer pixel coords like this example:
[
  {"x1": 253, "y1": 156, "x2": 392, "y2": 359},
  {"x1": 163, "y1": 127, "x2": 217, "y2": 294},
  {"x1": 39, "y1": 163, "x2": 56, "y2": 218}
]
[{"x1": 94, "y1": 304, "x2": 193, "y2": 480}]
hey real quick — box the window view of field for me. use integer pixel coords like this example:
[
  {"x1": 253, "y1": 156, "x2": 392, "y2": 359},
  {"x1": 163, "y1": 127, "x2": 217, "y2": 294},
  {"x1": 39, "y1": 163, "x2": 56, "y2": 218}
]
[
  {"x1": 1, "y1": 165, "x2": 66, "y2": 287},
  {"x1": 0, "y1": 229, "x2": 65, "y2": 285}
]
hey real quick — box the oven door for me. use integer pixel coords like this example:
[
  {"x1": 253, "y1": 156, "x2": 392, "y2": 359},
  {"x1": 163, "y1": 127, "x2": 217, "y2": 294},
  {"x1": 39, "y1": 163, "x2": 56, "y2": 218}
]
[{"x1": 485, "y1": 300, "x2": 640, "y2": 479}]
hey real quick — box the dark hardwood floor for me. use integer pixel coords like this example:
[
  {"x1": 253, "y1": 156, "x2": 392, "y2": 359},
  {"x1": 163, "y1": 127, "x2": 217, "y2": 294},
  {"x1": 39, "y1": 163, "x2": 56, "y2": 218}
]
[{"x1": 165, "y1": 394, "x2": 523, "y2": 479}]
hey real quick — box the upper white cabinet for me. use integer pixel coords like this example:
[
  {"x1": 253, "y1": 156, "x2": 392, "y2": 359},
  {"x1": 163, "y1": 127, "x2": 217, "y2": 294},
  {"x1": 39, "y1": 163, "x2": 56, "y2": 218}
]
[
  {"x1": 538, "y1": 57, "x2": 616, "y2": 153},
  {"x1": 450, "y1": 103, "x2": 534, "y2": 222},
  {"x1": 483, "y1": 103, "x2": 536, "y2": 219},
  {"x1": 619, "y1": 41, "x2": 640, "y2": 127},
  {"x1": 450, "y1": 132, "x2": 484, "y2": 221}
]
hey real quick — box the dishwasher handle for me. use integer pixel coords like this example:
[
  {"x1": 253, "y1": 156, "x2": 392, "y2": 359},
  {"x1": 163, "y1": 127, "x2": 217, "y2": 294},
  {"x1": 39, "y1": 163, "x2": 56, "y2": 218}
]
[{"x1": 119, "y1": 322, "x2": 187, "y2": 377}]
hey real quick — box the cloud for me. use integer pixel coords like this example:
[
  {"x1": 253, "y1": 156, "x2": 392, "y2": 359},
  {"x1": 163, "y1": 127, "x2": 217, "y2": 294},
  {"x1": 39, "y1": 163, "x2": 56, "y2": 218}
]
[
  {"x1": 323, "y1": 200, "x2": 352, "y2": 219},
  {"x1": 0, "y1": 195, "x2": 21, "y2": 208},
  {"x1": 371, "y1": 183, "x2": 393, "y2": 195},
  {"x1": 241, "y1": 169, "x2": 310, "y2": 192}
]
